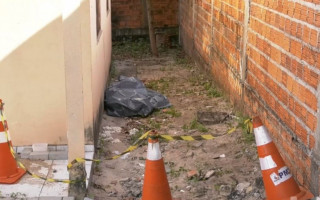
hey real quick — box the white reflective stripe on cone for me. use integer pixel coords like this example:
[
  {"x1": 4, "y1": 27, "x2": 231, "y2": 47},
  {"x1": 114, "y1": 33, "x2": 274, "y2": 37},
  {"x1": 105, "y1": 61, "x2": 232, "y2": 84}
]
[
  {"x1": 147, "y1": 142, "x2": 162, "y2": 161},
  {"x1": 254, "y1": 126, "x2": 272, "y2": 146},
  {"x1": 0, "y1": 131, "x2": 9, "y2": 143},
  {"x1": 259, "y1": 155, "x2": 277, "y2": 170}
]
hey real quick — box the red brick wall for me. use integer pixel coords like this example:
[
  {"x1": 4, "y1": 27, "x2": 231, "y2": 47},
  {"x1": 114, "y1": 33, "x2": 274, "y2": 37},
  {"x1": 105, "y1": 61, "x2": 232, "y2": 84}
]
[
  {"x1": 111, "y1": 0, "x2": 178, "y2": 30},
  {"x1": 180, "y1": 0, "x2": 320, "y2": 194},
  {"x1": 246, "y1": 0, "x2": 319, "y2": 192},
  {"x1": 111, "y1": 0, "x2": 145, "y2": 29},
  {"x1": 180, "y1": 0, "x2": 245, "y2": 102},
  {"x1": 211, "y1": 0, "x2": 245, "y2": 102},
  {"x1": 180, "y1": 0, "x2": 194, "y2": 56}
]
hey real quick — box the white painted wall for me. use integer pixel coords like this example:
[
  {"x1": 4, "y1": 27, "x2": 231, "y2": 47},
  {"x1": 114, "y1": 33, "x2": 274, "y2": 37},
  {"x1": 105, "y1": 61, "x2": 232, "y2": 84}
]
[
  {"x1": 0, "y1": 0, "x2": 67, "y2": 145},
  {"x1": 0, "y1": 0, "x2": 112, "y2": 160}
]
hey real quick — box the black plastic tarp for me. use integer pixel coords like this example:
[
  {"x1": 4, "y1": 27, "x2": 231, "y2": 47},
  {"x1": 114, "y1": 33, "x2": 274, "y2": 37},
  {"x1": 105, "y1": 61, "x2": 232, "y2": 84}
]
[{"x1": 104, "y1": 76, "x2": 171, "y2": 117}]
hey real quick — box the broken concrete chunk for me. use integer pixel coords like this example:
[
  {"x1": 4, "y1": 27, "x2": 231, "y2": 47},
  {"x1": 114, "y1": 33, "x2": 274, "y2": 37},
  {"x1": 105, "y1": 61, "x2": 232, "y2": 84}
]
[
  {"x1": 121, "y1": 153, "x2": 130, "y2": 159},
  {"x1": 236, "y1": 182, "x2": 251, "y2": 193},
  {"x1": 204, "y1": 170, "x2": 215, "y2": 179},
  {"x1": 103, "y1": 126, "x2": 122, "y2": 133},
  {"x1": 129, "y1": 128, "x2": 139, "y2": 135},
  {"x1": 213, "y1": 154, "x2": 226, "y2": 159},
  {"x1": 111, "y1": 138, "x2": 121, "y2": 143},
  {"x1": 192, "y1": 142, "x2": 203, "y2": 148}
]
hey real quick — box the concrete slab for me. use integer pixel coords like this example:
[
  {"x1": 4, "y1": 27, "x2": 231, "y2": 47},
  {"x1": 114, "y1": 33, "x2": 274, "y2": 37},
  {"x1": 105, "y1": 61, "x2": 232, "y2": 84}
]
[
  {"x1": 29, "y1": 151, "x2": 49, "y2": 160},
  {"x1": 0, "y1": 147, "x2": 94, "y2": 199},
  {"x1": 40, "y1": 182, "x2": 68, "y2": 197},
  {"x1": 0, "y1": 160, "x2": 50, "y2": 198},
  {"x1": 49, "y1": 151, "x2": 68, "y2": 160},
  {"x1": 40, "y1": 160, "x2": 69, "y2": 197},
  {"x1": 48, "y1": 160, "x2": 69, "y2": 180}
]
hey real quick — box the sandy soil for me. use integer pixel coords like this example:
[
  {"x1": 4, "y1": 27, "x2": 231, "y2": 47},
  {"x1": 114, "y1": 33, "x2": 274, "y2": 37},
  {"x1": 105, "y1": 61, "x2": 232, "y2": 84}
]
[{"x1": 87, "y1": 44, "x2": 265, "y2": 200}]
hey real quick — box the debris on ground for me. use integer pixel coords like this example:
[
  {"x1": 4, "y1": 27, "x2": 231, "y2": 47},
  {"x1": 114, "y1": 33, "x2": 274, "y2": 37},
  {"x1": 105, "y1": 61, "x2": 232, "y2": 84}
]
[
  {"x1": 87, "y1": 41, "x2": 265, "y2": 200},
  {"x1": 104, "y1": 76, "x2": 171, "y2": 117}
]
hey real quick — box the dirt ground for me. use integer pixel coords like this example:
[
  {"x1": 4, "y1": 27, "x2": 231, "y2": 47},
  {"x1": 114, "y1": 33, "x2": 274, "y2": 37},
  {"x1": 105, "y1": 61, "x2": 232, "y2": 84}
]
[{"x1": 87, "y1": 41, "x2": 265, "y2": 200}]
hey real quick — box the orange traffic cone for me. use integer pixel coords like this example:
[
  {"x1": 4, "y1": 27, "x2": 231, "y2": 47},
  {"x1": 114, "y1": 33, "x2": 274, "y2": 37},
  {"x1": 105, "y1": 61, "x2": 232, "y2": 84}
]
[
  {"x1": 142, "y1": 130, "x2": 172, "y2": 200},
  {"x1": 253, "y1": 117, "x2": 313, "y2": 200},
  {"x1": 0, "y1": 99, "x2": 25, "y2": 184}
]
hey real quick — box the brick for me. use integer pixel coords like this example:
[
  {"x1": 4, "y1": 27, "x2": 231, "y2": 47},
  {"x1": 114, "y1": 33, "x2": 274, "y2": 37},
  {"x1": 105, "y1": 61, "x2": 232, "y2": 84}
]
[
  {"x1": 294, "y1": 101, "x2": 307, "y2": 121},
  {"x1": 307, "y1": 8, "x2": 315, "y2": 24},
  {"x1": 295, "y1": 123, "x2": 308, "y2": 146},
  {"x1": 29, "y1": 151, "x2": 49, "y2": 160},
  {"x1": 302, "y1": 25, "x2": 311, "y2": 44},
  {"x1": 21, "y1": 147, "x2": 32, "y2": 159},
  {"x1": 303, "y1": 88, "x2": 317, "y2": 111},
  {"x1": 290, "y1": 40, "x2": 302, "y2": 59},
  {"x1": 309, "y1": 29, "x2": 318, "y2": 47},
  {"x1": 309, "y1": 135, "x2": 315, "y2": 149},
  {"x1": 302, "y1": 45, "x2": 317, "y2": 66},
  {"x1": 57, "y1": 145, "x2": 68, "y2": 151},
  {"x1": 303, "y1": 68, "x2": 319, "y2": 89},
  {"x1": 270, "y1": 46, "x2": 281, "y2": 64},
  {"x1": 306, "y1": 112, "x2": 317, "y2": 131},
  {"x1": 49, "y1": 151, "x2": 68, "y2": 160}
]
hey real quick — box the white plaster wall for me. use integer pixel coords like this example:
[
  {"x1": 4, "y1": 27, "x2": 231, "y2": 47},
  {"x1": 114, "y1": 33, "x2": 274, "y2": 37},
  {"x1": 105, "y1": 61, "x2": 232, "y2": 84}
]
[
  {"x1": 0, "y1": 0, "x2": 112, "y2": 150},
  {"x1": 90, "y1": 0, "x2": 112, "y2": 122},
  {"x1": 0, "y1": 0, "x2": 67, "y2": 145}
]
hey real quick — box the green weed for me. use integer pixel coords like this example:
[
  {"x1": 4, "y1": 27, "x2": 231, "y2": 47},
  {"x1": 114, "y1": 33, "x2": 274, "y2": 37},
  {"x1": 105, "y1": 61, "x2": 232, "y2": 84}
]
[
  {"x1": 236, "y1": 112, "x2": 254, "y2": 144},
  {"x1": 174, "y1": 51, "x2": 192, "y2": 68},
  {"x1": 145, "y1": 78, "x2": 173, "y2": 94},
  {"x1": 147, "y1": 119, "x2": 161, "y2": 130},
  {"x1": 170, "y1": 166, "x2": 187, "y2": 178},
  {"x1": 183, "y1": 119, "x2": 208, "y2": 133},
  {"x1": 202, "y1": 82, "x2": 222, "y2": 98},
  {"x1": 10, "y1": 192, "x2": 26, "y2": 199},
  {"x1": 129, "y1": 129, "x2": 145, "y2": 145},
  {"x1": 214, "y1": 184, "x2": 223, "y2": 191},
  {"x1": 112, "y1": 40, "x2": 151, "y2": 59},
  {"x1": 109, "y1": 60, "x2": 117, "y2": 79},
  {"x1": 163, "y1": 107, "x2": 181, "y2": 118}
]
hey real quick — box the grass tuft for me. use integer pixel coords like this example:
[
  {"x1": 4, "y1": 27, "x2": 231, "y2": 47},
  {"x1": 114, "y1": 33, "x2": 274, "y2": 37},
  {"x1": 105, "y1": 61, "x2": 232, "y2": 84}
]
[{"x1": 183, "y1": 119, "x2": 208, "y2": 133}]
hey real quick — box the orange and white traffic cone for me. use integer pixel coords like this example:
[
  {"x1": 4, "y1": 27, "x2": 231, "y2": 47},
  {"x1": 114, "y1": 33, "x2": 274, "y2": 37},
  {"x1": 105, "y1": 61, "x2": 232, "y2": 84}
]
[
  {"x1": 142, "y1": 130, "x2": 172, "y2": 200},
  {"x1": 0, "y1": 99, "x2": 25, "y2": 184},
  {"x1": 253, "y1": 117, "x2": 313, "y2": 200}
]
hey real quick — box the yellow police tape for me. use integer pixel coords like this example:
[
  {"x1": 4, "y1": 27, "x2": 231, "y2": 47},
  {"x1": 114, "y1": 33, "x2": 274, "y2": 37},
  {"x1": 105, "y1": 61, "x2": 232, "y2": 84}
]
[
  {"x1": 67, "y1": 130, "x2": 151, "y2": 169},
  {"x1": 0, "y1": 107, "x2": 252, "y2": 183}
]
